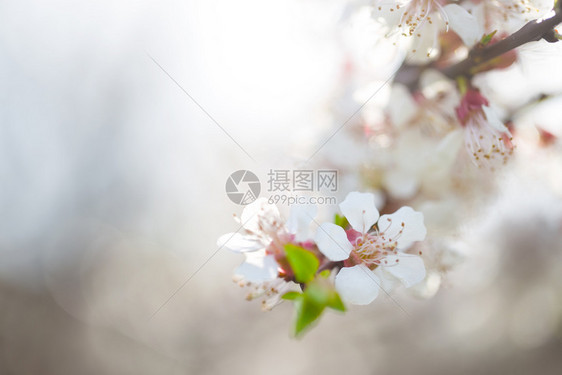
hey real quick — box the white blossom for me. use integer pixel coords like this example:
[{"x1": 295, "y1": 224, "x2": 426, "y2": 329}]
[
  {"x1": 315, "y1": 192, "x2": 427, "y2": 305},
  {"x1": 455, "y1": 90, "x2": 514, "y2": 168},
  {"x1": 372, "y1": 0, "x2": 451, "y2": 62},
  {"x1": 217, "y1": 199, "x2": 315, "y2": 308}
]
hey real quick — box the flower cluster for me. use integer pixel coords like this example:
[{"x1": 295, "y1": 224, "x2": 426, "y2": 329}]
[
  {"x1": 218, "y1": 192, "x2": 427, "y2": 335},
  {"x1": 216, "y1": 0, "x2": 561, "y2": 337}
]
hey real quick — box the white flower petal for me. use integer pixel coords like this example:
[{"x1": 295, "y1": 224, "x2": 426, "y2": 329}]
[
  {"x1": 443, "y1": 4, "x2": 482, "y2": 47},
  {"x1": 483, "y1": 105, "x2": 510, "y2": 134},
  {"x1": 339, "y1": 192, "x2": 380, "y2": 233},
  {"x1": 286, "y1": 204, "x2": 317, "y2": 242},
  {"x1": 372, "y1": 4, "x2": 404, "y2": 29},
  {"x1": 382, "y1": 253, "x2": 426, "y2": 288},
  {"x1": 379, "y1": 207, "x2": 426, "y2": 250},
  {"x1": 384, "y1": 169, "x2": 420, "y2": 200},
  {"x1": 314, "y1": 223, "x2": 353, "y2": 261},
  {"x1": 406, "y1": 19, "x2": 442, "y2": 63},
  {"x1": 235, "y1": 253, "x2": 278, "y2": 283},
  {"x1": 335, "y1": 264, "x2": 380, "y2": 305},
  {"x1": 373, "y1": 266, "x2": 399, "y2": 291},
  {"x1": 217, "y1": 233, "x2": 263, "y2": 253},
  {"x1": 240, "y1": 198, "x2": 280, "y2": 233},
  {"x1": 427, "y1": 129, "x2": 464, "y2": 170},
  {"x1": 388, "y1": 84, "x2": 417, "y2": 129},
  {"x1": 409, "y1": 271, "x2": 442, "y2": 299}
]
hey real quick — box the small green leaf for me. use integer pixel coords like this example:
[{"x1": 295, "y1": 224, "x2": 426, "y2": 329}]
[
  {"x1": 307, "y1": 280, "x2": 346, "y2": 312},
  {"x1": 319, "y1": 270, "x2": 330, "y2": 278},
  {"x1": 290, "y1": 275, "x2": 347, "y2": 337},
  {"x1": 480, "y1": 30, "x2": 497, "y2": 46},
  {"x1": 294, "y1": 294, "x2": 325, "y2": 336},
  {"x1": 285, "y1": 244, "x2": 319, "y2": 283},
  {"x1": 326, "y1": 291, "x2": 346, "y2": 312},
  {"x1": 282, "y1": 291, "x2": 302, "y2": 300},
  {"x1": 334, "y1": 213, "x2": 349, "y2": 229}
]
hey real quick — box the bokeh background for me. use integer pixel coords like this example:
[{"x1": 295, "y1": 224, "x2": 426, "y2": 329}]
[{"x1": 1, "y1": 0, "x2": 562, "y2": 374}]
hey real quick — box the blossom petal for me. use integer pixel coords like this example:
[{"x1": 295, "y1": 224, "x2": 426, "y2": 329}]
[
  {"x1": 286, "y1": 204, "x2": 317, "y2": 242},
  {"x1": 373, "y1": 266, "x2": 399, "y2": 291},
  {"x1": 384, "y1": 169, "x2": 419, "y2": 200},
  {"x1": 388, "y1": 84, "x2": 417, "y2": 129},
  {"x1": 339, "y1": 192, "x2": 380, "y2": 233},
  {"x1": 483, "y1": 105, "x2": 510, "y2": 134},
  {"x1": 314, "y1": 223, "x2": 353, "y2": 261},
  {"x1": 406, "y1": 18, "x2": 442, "y2": 63},
  {"x1": 443, "y1": 4, "x2": 482, "y2": 47},
  {"x1": 240, "y1": 198, "x2": 280, "y2": 233},
  {"x1": 234, "y1": 252, "x2": 278, "y2": 283},
  {"x1": 383, "y1": 253, "x2": 426, "y2": 288},
  {"x1": 217, "y1": 233, "x2": 263, "y2": 253},
  {"x1": 379, "y1": 207, "x2": 426, "y2": 250},
  {"x1": 335, "y1": 264, "x2": 380, "y2": 305}
]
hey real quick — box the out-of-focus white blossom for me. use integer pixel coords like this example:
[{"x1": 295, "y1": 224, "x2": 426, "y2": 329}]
[
  {"x1": 371, "y1": 76, "x2": 463, "y2": 199},
  {"x1": 217, "y1": 199, "x2": 315, "y2": 309},
  {"x1": 475, "y1": 0, "x2": 555, "y2": 33},
  {"x1": 455, "y1": 90, "x2": 514, "y2": 168},
  {"x1": 443, "y1": 3, "x2": 484, "y2": 47},
  {"x1": 217, "y1": 199, "x2": 284, "y2": 283},
  {"x1": 372, "y1": 0, "x2": 451, "y2": 62}
]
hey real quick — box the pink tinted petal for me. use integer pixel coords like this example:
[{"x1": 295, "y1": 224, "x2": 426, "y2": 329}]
[
  {"x1": 346, "y1": 228, "x2": 363, "y2": 246},
  {"x1": 456, "y1": 90, "x2": 489, "y2": 125}
]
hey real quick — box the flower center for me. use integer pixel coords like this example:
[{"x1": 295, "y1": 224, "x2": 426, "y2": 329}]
[
  {"x1": 464, "y1": 112, "x2": 514, "y2": 168},
  {"x1": 351, "y1": 219, "x2": 406, "y2": 268}
]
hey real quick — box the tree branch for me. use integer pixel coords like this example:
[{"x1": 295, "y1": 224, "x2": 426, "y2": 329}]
[
  {"x1": 442, "y1": 8, "x2": 562, "y2": 79},
  {"x1": 395, "y1": 5, "x2": 562, "y2": 90}
]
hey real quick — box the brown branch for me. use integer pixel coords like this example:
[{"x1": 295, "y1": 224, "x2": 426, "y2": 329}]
[
  {"x1": 395, "y1": 5, "x2": 562, "y2": 90},
  {"x1": 442, "y1": 8, "x2": 562, "y2": 79}
]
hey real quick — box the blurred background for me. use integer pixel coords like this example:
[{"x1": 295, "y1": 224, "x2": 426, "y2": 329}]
[{"x1": 1, "y1": 0, "x2": 562, "y2": 374}]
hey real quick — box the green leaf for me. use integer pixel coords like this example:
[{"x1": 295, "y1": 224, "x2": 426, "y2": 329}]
[
  {"x1": 480, "y1": 30, "x2": 497, "y2": 46},
  {"x1": 319, "y1": 270, "x2": 330, "y2": 278},
  {"x1": 284, "y1": 244, "x2": 319, "y2": 283},
  {"x1": 294, "y1": 294, "x2": 325, "y2": 336},
  {"x1": 326, "y1": 291, "x2": 346, "y2": 312},
  {"x1": 282, "y1": 291, "x2": 302, "y2": 301},
  {"x1": 334, "y1": 213, "x2": 349, "y2": 229},
  {"x1": 295, "y1": 297, "x2": 325, "y2": 336},
  {"x1": 307, "y1": 280, "x2": 346, "y2": 313},
  {"x1": 290, "y1": 274, "x2": 347, "y2": 337}
]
